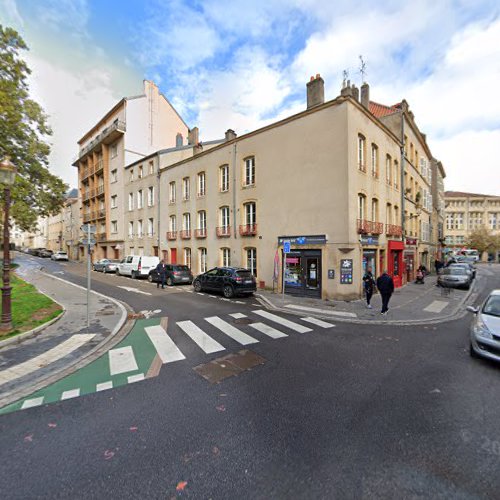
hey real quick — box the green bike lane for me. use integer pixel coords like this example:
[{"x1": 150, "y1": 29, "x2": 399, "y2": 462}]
[{"x1": 0, "y1": 318, "x2": 162, "y2": 415}]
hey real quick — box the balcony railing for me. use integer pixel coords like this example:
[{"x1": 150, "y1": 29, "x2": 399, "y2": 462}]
[
  {"x1": 95, "y1": 185, "x2": 105, "y2": 197},
  {"x1": 180, "y1": 230, "x2": 191, "y2": 239},
  {"x1": 385, "y1": 224, "x2": 403, "y2": 237},
  {"x1": 166, "y1": 231, "x2": 177, "y2": 240},
  {"x1": 95, "y1": 159, "x2": 104, "y2": 173},
  {"x1": 83, "y1": 191, "x2": 91, "y2": 202},
  {"x1": 83, "y1": 213, "x2": 91, "y2": 223},
  {"x1": 195, "y1": 228, "x2": 207, "y2": 239},
  {"x1": 75, "y1": 119, "x2": 126, "y2": 162},
  {"x1": 216, "y1": 226, "x2": 231, "y2": 238},
  {"x1": 96, "y1": 209, "x2": 106, "y2": 219},
  {"x1": 239, "y1": 224, "x2": 257, "y2": 236},
  {"x1": 357, "y1": 219, "x2": 384, "y2": 235}
]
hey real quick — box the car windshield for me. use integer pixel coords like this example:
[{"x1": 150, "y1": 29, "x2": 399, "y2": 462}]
[
  {"x1": 443, "y1": 268, "x2": 467, "y2": 276},
  {"x1": 483, "y1": 296, "x2": 500, "y2": 317},
  {"x1": 173, "y1": 265, "x2": 190, "y2": 272}
]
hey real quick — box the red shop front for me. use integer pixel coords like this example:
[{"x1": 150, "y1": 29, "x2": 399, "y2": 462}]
[{"x1": 387, "y1": 240, "x2": 404, "y2": 288}]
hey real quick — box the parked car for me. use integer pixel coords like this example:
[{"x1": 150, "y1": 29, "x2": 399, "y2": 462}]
[
  {"x1": 467, "y1": 289, "x2": 500, "y2": 362},
  {"x1": 30, "y1": 248, "x2": 45, "y2": 256},
  {"x1": 437, "y1": 267, "x2": 471, "y2": 290},
  {"x1": 39, "y1": 249, "x2": 54, "y2": 258},
  {"x1": 193, "y1": 267, "x2": 256, "y2": 298},
  {"x1": 148, "y1": 264, "x2": 193, "y2": 286},
  {"x1": 116, "y1": 255, "x2": 160, "y2": 279},
  {"x1": 93, "y1": 258, "x2": 120, "y2": 273},
  {"x1": 448, "y1": 262, "x2": 475, "y2": 279},
  {"x1": 51, "y1": 251, "x2": 69, "y2": 261}
]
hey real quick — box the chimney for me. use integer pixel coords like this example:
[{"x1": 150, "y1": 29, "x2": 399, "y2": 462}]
[
  {"x1": 175, "y1": 133, "x2": 183, "y2": 148},
  {"x1": 187, "y1": 127, "x2": 199, "y2": 145},
  {"x1": 360, "y1": 82, "x2": 369, "y2": 109},
  {"x1": 225, "y1": 129, "x2": 237, "y2": 141},
  {"x1": 340, "y1": 79, "x2": 353, "y2": 97},
  {"x1": 306, "y1": 74, "x2": 325, "y2": 109},
  {"x1": 193, "y1": 142, "x2": 203, "y2": 155},
  {"x1": 351, "y1": 83, "x2": 359, "y2": 102}
]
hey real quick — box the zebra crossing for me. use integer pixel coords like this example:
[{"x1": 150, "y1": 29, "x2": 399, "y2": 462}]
[{"x1": 1, "y1": 310, "x2": 335, "y2": 414}]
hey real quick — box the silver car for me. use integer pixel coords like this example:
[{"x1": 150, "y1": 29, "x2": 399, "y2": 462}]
[
  {"x1": 93, "y1": 258, "x2": 120, "y2": 273},
  {"x1": 438, "y1": 267, "x2": 471, "y2": 290},
  {"x1": 467, "y1": 290, "x2": 500, "y2": 362}
]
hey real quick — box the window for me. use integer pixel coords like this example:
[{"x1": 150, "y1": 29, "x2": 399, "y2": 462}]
[
  {"x1": 246, "y1": 248, "x2": 257, "y2": 276},
  {"x1": 357, "y1": 134, "x2": 366, "y2": 171},
  {"x1": 198, "y1": 210, "x2": 206, "y2": 231},
  {"x1": 220, "y1": 164, "x2": 229, "y2": 192},
  {"x1": 110, "y1": 143, "x2": 118, "y2": 158},
  {"x1": 137, "y1": 220, "x2": 143, "y2": 237},
  {"x1": 149, "y1": 161, "x2": 154, "y2": 175},
  {"x1": 147, "y1": 218, "x2": 154, "y2": 237},
  {"x1": 111, "y1": 220, "x2": 118, "y2": 234},
  {"x1": 446, "y1": 214, "x2": 453, "y2": 230},
  {"x1": 184, "y1": 248, "x2": 191, "y2": 269},
  {"x1": 111, "y1": 195, "x2": 117, "y2": 209},
  {"x1": 371, "y1": 198, "x2": 378, "y2": 222},
  {"x1": 371, "y1": 144, "x2": 379, "y2": 178},
  {"x1": 358, "y1": 194, "x2": 366, "y2": 220},
  {"x1": 137, "y1": 190, "x2": 144, "y2": 209},
  {"x1": 386, "y1": 203, "x2": 392, "y2": 225},
  {"x1": 220, "y1": 206, "x2": 230, "y2": 229},
  {"x1": 489, "y1": 213, "x2": 498, "y2": 230},
  {"x1": 128, "y1": 193, "x2": 134, "y2": 211},
  {"x1": 197, "y1": 172, "x2": 206, "y2": 197},
  {"x1": 128, "y1": 221, "x2": 134, "y2": 237},
  {"x1": 394, "y1": 161, "x2": 399, "y2": 189},
  {"x1": 199, "y1": 248, "x2": 207, "y2": 273},
  {"x1": 169, "y1": 215, "x2": 176, "y2": 232},
  {"x1": 129, "y1": 169, "x2": 134, "y2": 182},
  {"x1": 147, "y1": 186, "x2": 154, "y2": 207},
  {"x1": 221, "y1": 248, "x2": 231, "y2": 267},
  {"x1": 138, "y1": 165, "x2": 143, "y2": 179},
  {"x1": 111, "y1": 169, "x2": 118, "y2": 183},
  {"x1": 169, "y1": 181, "x2": 176, "y2": 204},
  {"x1": 394, "y1": 206, "x2": 399, "y2": 225},
  {"x1": 182, "y1": 213, "x2": 191, "y2": 231},
  {"x1": 244, "y1": 157, "x2": 255, "y2": 186},
  {"x1": 244, "y1": 202, "x2": 256, "y2": 225},
  {"x1": 182, "y1": 177, "x2": 190, "y2": 200},
  {"x1": 385, "y1": 155, "x2": 392, "y2": 185}
]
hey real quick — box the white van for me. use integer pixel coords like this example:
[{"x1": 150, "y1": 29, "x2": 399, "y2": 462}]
[{"x1": 116, "y1": 255, "x2": 160, "y2": 279}]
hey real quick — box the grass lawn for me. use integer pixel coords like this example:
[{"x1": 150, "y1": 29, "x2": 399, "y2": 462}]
[{"x1": 1, "y1": 271, "x2": 63, "y2": 339}]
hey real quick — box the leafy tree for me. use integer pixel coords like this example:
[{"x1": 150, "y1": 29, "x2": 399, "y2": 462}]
[
  {"x1": 0, "y1": 25, "x2": 67, "y2": 231},
  {"x1": 466, "y1": 226, "x2": 497, "y2": 256}
]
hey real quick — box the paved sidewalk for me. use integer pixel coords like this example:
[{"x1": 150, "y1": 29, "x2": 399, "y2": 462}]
[
  {"x1": 258, "y1": 270, "x2": 479, "y2": 325},
  {"x1": 0, "y1": 257, "x2": 128, "y2": 407}
]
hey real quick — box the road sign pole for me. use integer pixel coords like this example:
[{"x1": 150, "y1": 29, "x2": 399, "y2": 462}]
[{"x1": 87, "y1": 224, "x2": 91, "y2": 330}]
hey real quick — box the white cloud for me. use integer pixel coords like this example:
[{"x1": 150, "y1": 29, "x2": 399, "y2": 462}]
[{"x1": 0, "y1": 0, "x2": 24, "y2": 27}]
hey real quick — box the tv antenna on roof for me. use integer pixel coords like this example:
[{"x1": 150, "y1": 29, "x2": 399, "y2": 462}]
[
  {"x1": 342, "y1": 69, "x2": 349, "y2": 87},
  {"x1": 359, "y1": 55, "x2": 367, "y2": 83}
]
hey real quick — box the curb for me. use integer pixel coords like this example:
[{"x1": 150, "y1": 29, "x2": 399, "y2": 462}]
[{"x1": 0, "y1": 272, "x2": 135, "y2": 409}]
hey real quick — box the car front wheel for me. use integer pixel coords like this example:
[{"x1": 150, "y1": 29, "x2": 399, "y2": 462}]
[
  {"x1": 193, "y1": 280, "x2": 202, "y2": 292},
  {"x1": 147, "y1": 274, "x2": 153, "y2": 283},
  {"x1": 223, "y1": 285, "x2": 234, "y2": 298}
]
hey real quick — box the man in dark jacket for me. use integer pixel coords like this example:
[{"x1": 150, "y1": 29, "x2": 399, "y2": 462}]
[
  {"x1": 362, "y1": 266, "x2": 376, "y2": 309},
  {"x1": 155, "y1": 259, "x2": 167, "y2": 289},
  {"x1": 376, "y1": 271, "x2": 394, "y2": 315}
]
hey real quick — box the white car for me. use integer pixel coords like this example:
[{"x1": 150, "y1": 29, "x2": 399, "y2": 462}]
[
  {"x1": 51, "y1": 251, "x2": 69, "y2": 261},
  {"x1": 116, "y1": 255, "x2": 160, "y2": 279}
]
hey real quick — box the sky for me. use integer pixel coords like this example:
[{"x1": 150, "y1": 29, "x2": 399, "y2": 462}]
[{"x1": 1, "y1": 0, "x2": 500, "y2": 195}]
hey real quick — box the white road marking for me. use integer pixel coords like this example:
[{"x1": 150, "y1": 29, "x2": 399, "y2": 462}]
[
  {"x1": 127, "y1": 373, "x2": 145, "y2": 383},
  {"x1": 205, "y1": 317, "x2": 259, "y2": 345},
  {"x1": 96, "y1": 381, "x2": 113, "y2": 392},
  {"x1": 234, "y1": 301, "x2": 245, "y2": 304},
  {"x1": 145, "y1": 325, "x2": 186, "y2": 363},
  {"x1": 229, "y1": 313, "x2": 247, "y2": 319},
  {"x1": 109, "y1": 346, "x2": 139, "y2": 376},
  {"x1": 21, "y1": 397, "x2": 44, "y2": 409},
  {"x1": 252, "y1": 310, "x2": 312, "y2": 333},
  {"x1": 221, "y1": 298, "x2": 231, "y2": 302},
  {"x1": 423, "y1": 300, "x2": 449, "y2": 313},
  {"x1": 301, "y1": 317, "x2": 336, "y2": 329},
  {"x1": 177, "y1": 321, "x2": 225, "y2": 354},
  {"x1": 61, "y1": 389, "x2": 80, "y2": 400},
  {"x1": 0, "y1": 334, "x2": 96, "y2": 386},
  {"x1": 284, "y1": 304, "x2": 357, "y2": 318},
  {"x1": 249, "y1": 322, "x2": 288, "y2": 339},
  {"x1": 117, "y1": 286, "x2": 152, "y2": 296},
  {"x1": 196, "y1": 293, "x2": 205, "y2": 296}
]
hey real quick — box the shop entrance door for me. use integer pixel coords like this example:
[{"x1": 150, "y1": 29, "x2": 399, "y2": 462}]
[
  {"x1": 284, "y1": 250, "x2": 321, "y2": 298},
  {"x1": 305, "y1": 257, "x2": 320, "y2": 292}
]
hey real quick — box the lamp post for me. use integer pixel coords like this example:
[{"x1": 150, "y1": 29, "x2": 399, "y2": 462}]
[{"x1": 0, "y1": 157, "x2": 18, "y2": 333}]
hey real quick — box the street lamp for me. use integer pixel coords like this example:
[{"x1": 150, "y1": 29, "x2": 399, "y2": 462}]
[{"x1": 0, "y1": 156, "x2": 17, "y2": 333}]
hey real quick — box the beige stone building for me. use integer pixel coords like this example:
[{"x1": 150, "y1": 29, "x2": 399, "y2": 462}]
[
  {"x1": 121, "y1": 76, "x2": 444, "y2": 300},
  {"x1": 21, "y1": 216, "x2": 48, "y2": 250},
  {"x1": 444, "y1": 191, "x2": 500, "y2": 262},
  {"x1": 46, "y1": 211, "x2": 64, "y2": 252},
  {"x1": 62, "y1": 197, "x2": 80, "y2": 259}
]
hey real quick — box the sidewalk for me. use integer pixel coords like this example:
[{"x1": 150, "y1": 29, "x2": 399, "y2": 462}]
[
  {"x1": 0, "y1": 256, "x2": 129, "y2": 408},
  {"x1": 258, "y1": 271, "x2": 477, "y2": 325}
]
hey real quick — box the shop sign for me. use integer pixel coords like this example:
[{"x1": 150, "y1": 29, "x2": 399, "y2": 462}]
[
  {"x1": 278, "y1": 235, "x2": 326, "y2": 245},
  {"x1": 340, "y1": 259, "x2": 353, "y2": 285},
  {"x1": 328, "y1": 269, "x2": 335, "y2": 279},
  {"x1": 405, "y1": 238, "x2": 417, "y2": 246},
  {"x1": 360, "y1": 235, "x2": 379, "y2": 246}
]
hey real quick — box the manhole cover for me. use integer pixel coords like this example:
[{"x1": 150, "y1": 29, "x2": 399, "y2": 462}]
[{"x1": 233, "y1": 318, "x2": 253, "y2": 325}]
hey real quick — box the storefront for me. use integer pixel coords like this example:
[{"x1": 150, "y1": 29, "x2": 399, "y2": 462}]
[
  {"x1": 387, "y1": 240, "x2": 404, "y2": 288},
  {"x1": 361, "y1": 236, "x2": 379, "y2": 276},
  {"x1": 404, "y1": 238, "x2": 417, "y2": 283}
]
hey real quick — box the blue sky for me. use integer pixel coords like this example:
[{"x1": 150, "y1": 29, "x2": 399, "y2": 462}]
[{"x1": 1, "y1": 0, "x2": 500, "y2": 194}]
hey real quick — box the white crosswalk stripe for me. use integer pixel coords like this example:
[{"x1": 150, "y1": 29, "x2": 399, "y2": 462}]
[
  {"x1": 249, "y1": 322, "x2": 288, "y2": 339},
  {"x1": 229, "y1": 313, "x2": 247, "y2": 319},
  {"x1": 145, "y1": 325, "x2": 186, "y2": 363},
  {"x1": 205, "y1": 316, "x2": 259, "y2": 345},
  {"x1": 252, "y1": 310, "x2": 312, "y2": 333},
  {"x1": 21, "y1": 397, "x2": 44, "y2": 409},
  {"x1": 61, "y1": 389, "x2": 80, "y2": 400},
  {"x1": 300, "y1": 317, "x2": 336, "y2": 329},
  {"x1": 96, "y1": 381, "x2": 113, "y2": 392},
  {"x1": 109, "y1": 346, "x2": 138, "y2": 376},
  {"x1": 177, "y1": 320, "x2": 225, "y2": 354},
  {"x1": 127, "y1": 373, "x2": 145, "y2": 383}
]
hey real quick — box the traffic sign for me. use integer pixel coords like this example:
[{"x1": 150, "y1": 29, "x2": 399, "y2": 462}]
[
  {"x1": 81, "y1": 238, "x2": 96, "y2": 246},
  {"x1": 81, "y1": 224, "x2": 96, "y2": 234},
  {"x1": 283, "y1": 240, "x2": 291, "y2": 253}
]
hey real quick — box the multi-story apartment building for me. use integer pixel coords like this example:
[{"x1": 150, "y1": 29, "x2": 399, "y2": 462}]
[
  {"x1": 73, "y1": 80, "x2": 189, "y2": 260},
  {"x1": 444, "y1": 191, "x2": 500, "y2": 262},
  {"x1": 431, "y1": 159, "x2": 446, "y2": 259},
  {"x1": 122, "y1": 76, "x2": 444, "y2": 300}
]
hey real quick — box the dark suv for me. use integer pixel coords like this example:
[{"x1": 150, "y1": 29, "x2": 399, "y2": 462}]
[
  {"x1": 148, "y1": 264, "x2": 193, "y2": 286},
  {"x1": 193, "y1": 267, "x2": 256, "y2": 298}
]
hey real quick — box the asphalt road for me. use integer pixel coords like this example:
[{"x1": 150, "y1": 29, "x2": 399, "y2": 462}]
[{"x1": 1, "y1": 257, "x2": 500, "y2": 499}]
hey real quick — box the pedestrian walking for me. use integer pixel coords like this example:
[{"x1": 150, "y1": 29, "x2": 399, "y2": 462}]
[
  {"x1": 155, "y1": 259, "x2": 167, "y2": 289},
  {"x1": 362, "y1": 266, "x2": 376, "y2": 309},
  {"x1": 376, "y1": 270, "x2": 394, "y2": 315}
]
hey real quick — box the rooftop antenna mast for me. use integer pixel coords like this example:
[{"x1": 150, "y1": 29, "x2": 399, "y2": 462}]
[
  {"x1": 359, "y1": 55, "x2": 367, "y2": 83},
  {"x1": 342, "y1": 69, "x2": 349, "y2": 87}
]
